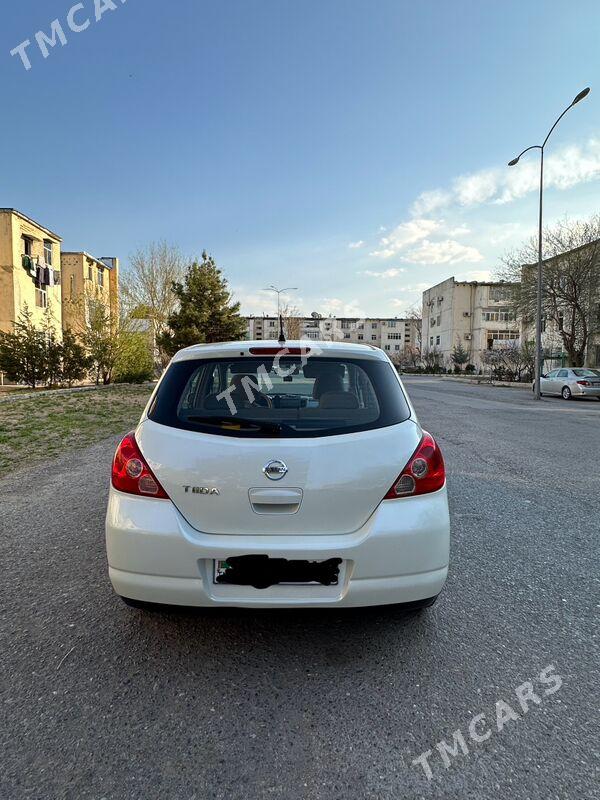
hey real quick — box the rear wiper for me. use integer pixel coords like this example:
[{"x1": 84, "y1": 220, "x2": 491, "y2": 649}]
[{"x1": 186, "y1": 415, "x2": 284, "y2": 434}]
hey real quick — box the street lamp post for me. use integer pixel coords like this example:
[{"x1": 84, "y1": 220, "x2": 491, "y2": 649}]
[
  {"x1": 508, "y1": 87, "x2": 590, "y2": 401},
  {"x1": 265, "y1": 285, "x2": 298, "y2": 318}
]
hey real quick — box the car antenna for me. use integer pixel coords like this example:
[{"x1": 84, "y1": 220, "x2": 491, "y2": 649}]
[{"x1": 278, "y1": 314, "x2": 286, "y2": 345}]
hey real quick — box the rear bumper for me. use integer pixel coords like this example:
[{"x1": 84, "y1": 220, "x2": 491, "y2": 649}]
[
  {"x1": 573, "y1": 386, "x2": 600, "y2": 397},
  {"x1": 105, "y1": 487, "x2": 450, "y2": 608}
]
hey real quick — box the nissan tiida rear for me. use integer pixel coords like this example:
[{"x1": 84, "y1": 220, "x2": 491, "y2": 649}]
[{"x1": 105, "y1": 341, "x2": 450, "y2": 609}]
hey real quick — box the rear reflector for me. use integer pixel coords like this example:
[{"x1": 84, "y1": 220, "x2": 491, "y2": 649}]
[
  {"x1": 111, "y1": 431, "x2": 169, "y2": 499},
  {"x1": 384, "y1": 431, "x2": 445, "y2": 499},
  {"x1": 249, "y1": 347, "x2": 311, "y2": 356}
]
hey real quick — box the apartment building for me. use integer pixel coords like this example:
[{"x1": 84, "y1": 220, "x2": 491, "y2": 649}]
[
  {"x1": 421, "y1": 277, "x2": 519, "y2": 369},
  {"x1": 0, "y1": 208, "x2": 63, "y2": 337},
  {"x1": 61, "y1": 252, "x2": 119, "y2": 333},
  {"x1": 519, "y1": 244, "x2": 600, "y2": 369},
  {"x1": 245, "y1": 314, "x2": 420, "y2": 355}
]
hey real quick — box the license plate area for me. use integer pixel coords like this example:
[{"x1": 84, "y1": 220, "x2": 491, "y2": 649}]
[{"x1": 214, "y1": 555, "x2": 343, "y2": 589}]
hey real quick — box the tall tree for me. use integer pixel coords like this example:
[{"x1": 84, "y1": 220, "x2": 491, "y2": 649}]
[
  {"x1": 0, "y1": 305, "x2": 48, "y2": 388},
  {"x1": 60, "y1": 329, "x2": 90, "y2": 387},
  {"x1": 120, "y1": 242, "x2": 186, "y2": 361},
  {"x1": 499, "y1": 215, "x2": 600, "y2": 366},
  {"x1": 158, "y1": 252, "x2": 247, "y2": 356},
  {"x1": 280, "y1": 303, "x2": 302, "y2": 339},
  {"x1": 451, "y1": 341, "x2": 469, "y2": 371}
]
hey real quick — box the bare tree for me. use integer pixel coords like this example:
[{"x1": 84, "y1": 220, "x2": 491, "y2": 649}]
[
  {"x1": 280, "y1": 303, "x2": 303, "y2": 339},
  {"x1": 120, "y1": 242, "x2": 186, "y2": 348},
  {"x1": 405, "y1": 302, "x2": 423, "y2": 349},
  {"x1": 499, "y1": 215, "x2": 600, "y2": 366}
]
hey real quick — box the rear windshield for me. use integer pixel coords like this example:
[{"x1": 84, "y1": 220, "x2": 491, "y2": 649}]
[
  {"x1": 148, "y1": 356, "x2": 411, "y2": 437},
  {"x1": 572, "y1": 369, "x2": 600, "y2": 378}
]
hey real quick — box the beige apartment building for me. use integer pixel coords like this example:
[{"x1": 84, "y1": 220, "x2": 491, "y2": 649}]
[
  {"x1": 245, "y1": 315, "x2": 420, "y2": 356},
  {"x1": 61, "y1": 252, "x2": 119, "y2": 333},
  {"x1": 0, "y1": 208, "x2": 63, "y2": 337},
  {"x1": 421, "y1": 277, "x2": 519, "y2": 369}
]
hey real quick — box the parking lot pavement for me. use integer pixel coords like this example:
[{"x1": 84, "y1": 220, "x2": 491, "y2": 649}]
[{"x1": 1, "y1": 379, "x2": 598, "y2": 800}]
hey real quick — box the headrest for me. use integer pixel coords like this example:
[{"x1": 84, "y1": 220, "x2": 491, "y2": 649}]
[
  {"x1": 319, "y1": 391, "x2": 359, "y2": 410},
  {"x1": 303, "y1": 362, "x2": 345, "y2": 379}
]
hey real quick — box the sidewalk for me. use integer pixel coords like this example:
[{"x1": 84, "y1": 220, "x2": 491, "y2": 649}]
[{"x1": 403, "y1": 374, "x2": 531, "y2": 389}]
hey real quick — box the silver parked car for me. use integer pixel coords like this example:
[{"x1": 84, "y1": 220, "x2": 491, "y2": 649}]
[{"x1": 537, "y1": 368, "x2": 600, "y2": 400}]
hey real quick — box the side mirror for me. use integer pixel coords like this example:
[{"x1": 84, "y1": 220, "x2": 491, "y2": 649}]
[{"x1": 541, "y1": 374, "x2": 547, "y2": 379}]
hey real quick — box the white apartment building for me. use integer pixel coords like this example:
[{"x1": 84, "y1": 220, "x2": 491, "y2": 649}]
[
  {"x1": 421, "y1": 277, "x2": 519, "y2": 369},
  {"x1": 245, "y1": 314, "x2": 420, "y2": 356}
]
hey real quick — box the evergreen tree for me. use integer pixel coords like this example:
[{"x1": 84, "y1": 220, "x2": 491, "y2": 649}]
[
  {"x1": 158, "y1": 252, "x2": 247, "y2": 356},
  {"x1": 61, "y1": 329, "x2": 90, "y2": 386},
  {"x1": 451, "y1": 341, "x2": 469, "y2": 372},
  {"x1": 0, "y1": 305, "x2": 48, "y2": 388}
]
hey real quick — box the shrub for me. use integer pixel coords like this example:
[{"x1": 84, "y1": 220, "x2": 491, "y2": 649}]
[{"x1": 113, "y1": 331, "x2": 154, "y2": 384}]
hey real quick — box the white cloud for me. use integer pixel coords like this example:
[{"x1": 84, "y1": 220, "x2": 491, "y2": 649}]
[
  {"x1": 411, "y1": 189, "x2": 451, "y2": 216},
  {"x1": 410, "y1": 138, "x2": 600, "y2": 213},
  {"x1": 371, "y1": 218, "x2": 441, "y2": 258},
  {"x1": 454, "y1": 269, "x2": 493, "y2": 282},
  {"x1": 447, "y1": 224, "x2": 471, "y2": 237},
  {"x1": 348, "y1": 240, "x2": 365, "y2": 249},
  {"x1": 362, "y1": 267, "x2": 406, "y2": 279},
  {"x1": 233, "y1": 287, "x2": 305, "y2": 316},
  {"x1": 322, "y1": 297, "x2": 366, "y2": 317},
  {"x1": 401, "y1": 239, "x2": 484, "y2": 265}
]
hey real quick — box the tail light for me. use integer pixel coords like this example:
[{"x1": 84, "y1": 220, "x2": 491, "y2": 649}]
[
  {"x1": 111, "y1": 432, "x2": 169, "y2": 499},
  {"x1": 384, "y1": 431, "x2": 445, "y2": 499},
  {"x1": 577, "y1": 380, "x2": 591, "y2": 387}
]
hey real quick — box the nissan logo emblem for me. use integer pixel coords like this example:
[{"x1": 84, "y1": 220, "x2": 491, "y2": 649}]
[{"x1": 263, "y1": 460, "x2": 288, "y2": 481}]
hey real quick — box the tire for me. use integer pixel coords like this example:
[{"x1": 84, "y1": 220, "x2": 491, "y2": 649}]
[
  {"x1": 561, "y1": 386, "x2": 572, "y2": 400},
  {"x1": 400, "y1": 594, "x2": 439, "y2": 613},
  {"x1": 120, "y1": 596, "x2": 157, "y2": 611}
]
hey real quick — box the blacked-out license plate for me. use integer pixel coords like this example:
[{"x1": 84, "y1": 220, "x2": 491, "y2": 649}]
[{"x1": 214, "y1": 555, "x2": 343, "y2": 589}]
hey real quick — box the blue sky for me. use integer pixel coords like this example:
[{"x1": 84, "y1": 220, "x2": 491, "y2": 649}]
[{"x1": 3, "y1": 0, "x2": 599, "y2": 316}]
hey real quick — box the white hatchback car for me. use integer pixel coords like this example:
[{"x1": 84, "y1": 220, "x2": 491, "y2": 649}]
[{"x1": 105, "y1": 341, "x2": 450, "y2": 610}]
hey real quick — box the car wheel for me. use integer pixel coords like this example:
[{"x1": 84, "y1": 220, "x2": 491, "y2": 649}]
[
  {"x1": 400, "y1": 594, "x2": 439, "y2": 613},
  {"x1": 562, "y1": 386, "x2": 572, "y2": 400},
  {"x1": 120, "y1": 596, "x2": 156, "y2": 611}
]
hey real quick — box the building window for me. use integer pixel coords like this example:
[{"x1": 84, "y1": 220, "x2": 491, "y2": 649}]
[
  {"x1": 371, "y1": 335, "x2": 376, "y2": 341},
  {"x1": 97, "y1": 267, "x2": 104, "y2": 287},
  {"x1": 395, "y1": 344, "x2": 400, "y2": 350},
  {"x1": 44, "y1": 240, "x2": 53, "y2": 266},
  {"x1": 487, "y1": 330, "x2": 520, "y2": 345},
  {"x1": 436, "y1": 336, "x2": 441, "y2": 345},
  {"x1": 35, "y1": 287, "x2": 47, "y2": 308},
  {"x1": 344, "y1": 333, "x2": 350, "y2": 339},
  {"x1": 429, "y1": 336, "x2": 434, "y2": 346},
  {"x1": 358, "y1": 334, "x2": 364, "y2": 340},
  {"x1": 384, "y1": 345, "x2": 390, "y2": 350},
  {"x1": 70, "y1": 275, "x2": 75, "y2": 299},
  {"x1": 358, "y1": 323, "x2": 364, "y2": 330},
  {"x1": 371, "y1": 322, "x2": 378, "y2": 329},
  {"x1": 483, "y1": 308, "x2": 515, "y2": 322},
  {"x1": 387, "y1": 332, "x2": 403, "y2": 340},
  {"x1": 88, "y1": 264, "x2": 93, "y2": 281},
  {"x1": 388, "y1": 320, "x2": 396, "y2": 328},
  {"x1": 489, "y1": 287, "x2": 511, "y2": 302},
  {"x1": 436, "y1": 315, "x2": 441, "y2": 326},
  {"x1": 22, "y1": 236, "x2": 33, "y2": 256},
  {"x1": 268, "y1": 320, "x2": 275, "y2": 327}
]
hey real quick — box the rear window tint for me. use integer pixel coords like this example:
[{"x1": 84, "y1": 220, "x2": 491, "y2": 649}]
[{"x1": 148, "y1": 356, "x2": 410, "y2": 437}]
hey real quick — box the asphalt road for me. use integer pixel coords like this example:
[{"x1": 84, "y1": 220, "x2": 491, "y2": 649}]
[{"x1": 1, "y1": 378, "x2": 599, "y2": 800}]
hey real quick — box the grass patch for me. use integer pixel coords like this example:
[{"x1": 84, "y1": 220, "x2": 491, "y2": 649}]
[{"x1": 0, "y1": 385, "x2": 153, "y2": 478}]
